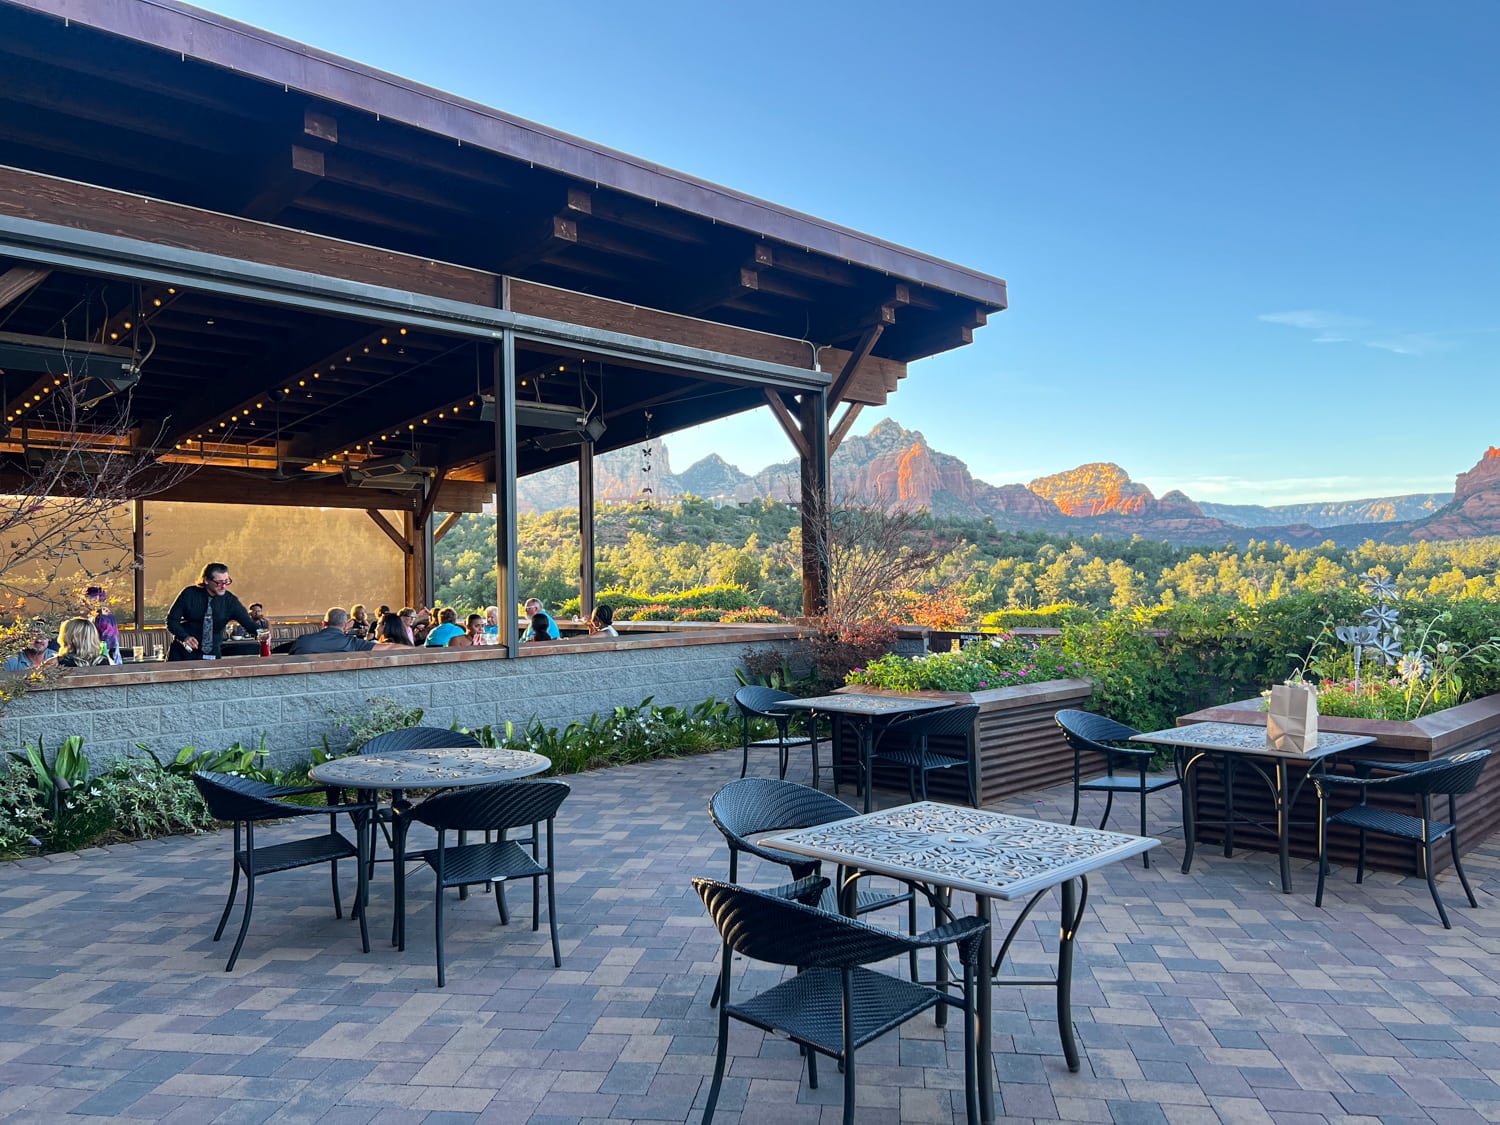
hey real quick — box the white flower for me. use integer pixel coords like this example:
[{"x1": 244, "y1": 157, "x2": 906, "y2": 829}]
[{"x1": 1397, "y1": 652, "x2": 1430, "y2": 683}]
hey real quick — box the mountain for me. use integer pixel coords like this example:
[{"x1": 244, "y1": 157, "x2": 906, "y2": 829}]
[
  {"x1": 513, "y1": 420, "x2": 1500, "y2": 546},
  {"x1": 1200, "y1": 495, "x2": 1450, "y2": 528}
]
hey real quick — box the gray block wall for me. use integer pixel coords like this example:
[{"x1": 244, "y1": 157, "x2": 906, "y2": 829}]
[{"x1": 0, "y1": 636, "x2": 796, "y2": 772}]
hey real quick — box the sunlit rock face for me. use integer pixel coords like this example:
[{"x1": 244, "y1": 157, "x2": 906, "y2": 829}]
[{"x1": 1413, "y1": 447, "x2": 1500, "y2": 540}]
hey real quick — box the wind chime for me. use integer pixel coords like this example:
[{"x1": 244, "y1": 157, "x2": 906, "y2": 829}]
[{"x1": 639, "y1": 410, "x2": 654, "y2": 510}]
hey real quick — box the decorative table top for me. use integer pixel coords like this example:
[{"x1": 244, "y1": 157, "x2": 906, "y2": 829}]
[
  {"x1": 770, "y1": 693, "x2": 956, "y2": 719},
  {"x1": 764, "y1": 801, "x2": 1157, "y2": 900},
  {"x1": 308, "y1": 747, "x2": 551, "y2": 789},
  {"x1": 1131, "y1": 721, "x2": 1374, "y2": 761}
]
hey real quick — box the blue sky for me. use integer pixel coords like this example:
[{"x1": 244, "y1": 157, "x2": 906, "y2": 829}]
[{"x1": 192, "y1": 1, "x2": 1499, "y2": 505}]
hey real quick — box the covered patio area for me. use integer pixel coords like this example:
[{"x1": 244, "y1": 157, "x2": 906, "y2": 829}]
[{"x1": 3, "y1": 746, "x2": 1497, "y2": 1123}]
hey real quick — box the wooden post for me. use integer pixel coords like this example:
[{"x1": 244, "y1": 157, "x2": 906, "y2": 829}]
[
  {"x1": 132, "y1": 499, "x2": 146, "y2": 627},
  {"x1": 799, "y1": 389, "x2": 830, "y2": 617},
  {"x1": 579, "y1": 440, "x2": 595, "y2": 621},
  {"x1": 494, "y1": 332, "x2": 519, "y2": 653}
]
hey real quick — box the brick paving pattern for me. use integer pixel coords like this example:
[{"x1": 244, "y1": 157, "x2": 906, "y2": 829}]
[{"x1": 3, "y1": 745, "x2": 1499, "y2": 1123}]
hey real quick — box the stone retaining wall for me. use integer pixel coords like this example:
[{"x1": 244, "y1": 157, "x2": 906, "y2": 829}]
[{"x1": 0, "y1": 626, "x2": 802, "y2": 771}]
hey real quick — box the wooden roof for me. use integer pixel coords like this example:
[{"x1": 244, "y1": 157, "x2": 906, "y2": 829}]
[{"x1": 0, "y1": 0, "x2": 1006, "y2": 509}]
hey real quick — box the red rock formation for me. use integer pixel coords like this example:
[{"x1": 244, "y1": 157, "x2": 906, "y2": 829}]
[
  {"x1": 1413, "y1": 446, "x2": 1500, "y2": 540},
  {"x1": 1029, "y1": 463, "x2": 1156, "y2": 517}
]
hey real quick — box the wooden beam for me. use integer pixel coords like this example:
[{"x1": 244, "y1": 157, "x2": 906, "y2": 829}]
[
  {"x1": 829, "y1": 402, "x2": 864, "y2": 453},
  {"x1": 829, "y1": 323, "x2": 884, "y2": 406},
  {"x1": 494, "y1": 213, "x2": 579, "y2": 276},
  {"x1": 367, "y1": 509, "x2": 411, "y2": 552},
  {"x1": 433, "y1": 511, "x2": 462, "y2": 543},
  {"x1": 416, "y1": 473, "x2": 446, "y2": 528},
  {"x1": 762, "y1": 388, "x2": 809, "y2": 459},
  {"x1": 238, "y1": 144, "x2": 327, "y2": 222},
  {"x1": 0, "y1": 265, "x2": 48, "y2": 308},
  {"x1": 0, "y1": 165, "x2": 500, "y2": 306}
]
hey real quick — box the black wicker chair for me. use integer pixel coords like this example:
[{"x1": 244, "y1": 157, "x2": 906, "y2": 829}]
[
  {"x1": 393, "y1": 779, "x2": 571, "y2": 985},
  {"x1": 1314, "y1": 749, "x2": 1491, "y2": 928},
  {"x1": 870, "y1": 704, "x2": 981, "y2": 807},
  {"x1": 693, "y1": 877, "x2": 987, "y2": 1125},
  {"x1": 734, "y1": 686, "x2": 824, "y2": 787},
  {"x1": 191, "y1": 771, "x2": 373, "y2": 972},
  {"x1": 1055, "y1": 709, "x2": 1180, "y2": 868},
  {"x1": 708, "y1": 777, "x2": 917, "y2": 995}
]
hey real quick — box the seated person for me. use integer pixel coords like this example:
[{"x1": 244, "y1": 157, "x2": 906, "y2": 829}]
[
  {"x1": 483, "y1": 605, "x2": 500, "y2": 643},
  {"x1": 446, "y1": 613, "x2": 487, "y2": 648},
  {"x1": 231, "y1": 603, "x2": 273, "y2": 639},
  {"x1": 289, "y1": 607, "x2": 378, "y2": 654},
  {"x1": 347, "y1": 604, "x2": 373, "y2": 640},
  {"x1": 423, "y1": 607, "x2": 464, "y2": 647},
  {"x1": 56, "y1": 617, "x2": 111, "y2": 667},
  {"x1": 5, "y1": 632, "x2": 55, "y2": 672},
  {"x1": 525, "y1": 612, "x2": 556, "y2": 642},
  {"x1": 588, "y1": 603, "x2": 619, "y2": 637},
  {"x1": 376, "y1": 612, "x2": 414, "y2": 645},
  {"x1": 521, "y1": 597, "x2": 560, "y2": 641}
]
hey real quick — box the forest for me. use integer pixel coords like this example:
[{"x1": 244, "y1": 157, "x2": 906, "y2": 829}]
[{"x1": 432, "y1": 497, "x2": 1500, "y2": 618}]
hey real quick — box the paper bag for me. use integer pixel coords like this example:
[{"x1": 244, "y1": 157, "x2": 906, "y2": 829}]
[{"x1": 1266, "y1": 683, "x2": 1318, "y2": 753}]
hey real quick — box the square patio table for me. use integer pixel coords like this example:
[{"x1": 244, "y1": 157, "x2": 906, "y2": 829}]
[
  {"x1": 1130, "y1": 721, "x2": 1374, "y2": 893},
  {"x1": 770, "y1": 693, "x2": 956, "y2": 812},
  {"x1": 766, "y1": 800, "x2": 1156, "y2": 1124}
]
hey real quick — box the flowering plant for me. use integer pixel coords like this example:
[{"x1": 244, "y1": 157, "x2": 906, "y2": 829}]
[
  {"x1": 845, "y1": 632, "x2": 1082, "y2": 693},
  {"x1": 1277, "y1": 572, "x2": 1500, "y2": 721}
]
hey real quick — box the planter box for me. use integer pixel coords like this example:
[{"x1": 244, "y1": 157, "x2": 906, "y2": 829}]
[
  {"x1": 828, "y1": 679, "x2": 1094, "y2": 806},
  {"x1": 1179, "y1": 693, "x2": 1500, "y2": 875}
]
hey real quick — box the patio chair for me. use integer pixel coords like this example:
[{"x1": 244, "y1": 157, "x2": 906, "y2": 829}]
[
  {"x1": 734, "y1": 686, "x2": 826, "y2": 788},
  {"x1": 869, "y1": 703, "x2": 981, "y2": 807},
  {"x1": 393, "y1": 778, "x2": 571, "y2": 986},
  {"x1": 708, "y1": 777, "x2": 917, "y2": 999},
  {"x1": 191, "y1": 771, "x2": 372, "y2": 972},
  {"x1": 693, "y1": 877, "x2": 987, "y2": 1125},
  {"x1": 1314, "y1": 749, "x2": 1491, "y2": 928},
  {"x1": 1056, "y1": 708, "x2": 1180, "y2": 868}
]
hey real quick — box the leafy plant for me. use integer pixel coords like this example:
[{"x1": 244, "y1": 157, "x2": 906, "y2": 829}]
[
  {"x1": 150, "y1": 734, "x2": 274, "y2": 779},
  {"x1": 324, "y1": 695, "x2": 425, "y2": 753},
  {"x1": 846, "y1": 632, "x2": 1078, "y2": 693},
  {"x1": 9, "y1": 735, "x2": 91, "y2": 826},
  {"x1": 499, "y1": 695, "x2": 739, "y2": 774},
  {"x1": 92, "y1": 757, "x2": 213, "y2": 839},
  {"x1": 0, "y1": 762, "x2": 46, "y2": 856}
]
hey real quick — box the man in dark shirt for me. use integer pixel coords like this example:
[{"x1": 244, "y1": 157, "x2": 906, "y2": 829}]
[
  {"x1": 166, "y1": 563, "x2": 259, "y2": 661},
  {"x1": 290, "y1": 608, "x2": 378, "y2": 655}
]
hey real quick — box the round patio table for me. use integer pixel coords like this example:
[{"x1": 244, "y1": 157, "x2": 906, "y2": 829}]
[
  {"x1": 309, "y1": 747, "x2": 552, "y2": 932},
  {"x1": 308, "y1": 747, "x2": 551, "y2": 790}
]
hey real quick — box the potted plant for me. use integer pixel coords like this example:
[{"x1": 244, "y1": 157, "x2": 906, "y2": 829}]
[{"x1": 840, "y1": 633, "x2": 1092, "y2": 804}]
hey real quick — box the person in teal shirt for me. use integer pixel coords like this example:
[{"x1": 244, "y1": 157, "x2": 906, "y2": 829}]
[
  {"x1": 423, "y1": 607, "x2": 464, "y2": 647},
  {"x1": 521, "y1": 598, "x2": 560, "y2": 640}
]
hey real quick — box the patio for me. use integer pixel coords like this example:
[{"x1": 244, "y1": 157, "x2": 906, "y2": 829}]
[{"x1": 3, "y1": 746, "x2": 1499, "y2": 1124}]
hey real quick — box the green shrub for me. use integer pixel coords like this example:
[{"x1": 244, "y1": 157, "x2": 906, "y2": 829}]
[
  {"x1": 0, "y1": 764, "x2": 46, "y2": 856},
  {"x1": 722, "y1": 607, "x2": 785, "y2": 623},
  {"x1": 500, "y1": 696, "x2": 738, "y2": 774},
  {"x1": 91, "y1": 758, "x2": 214, "y2": 840},
  {"x1": 324, "y1": 695, "x2": 425, "y2": 754},
  {"x1": 846, "y1": 633, "x2": 1077, "y2": 693}
]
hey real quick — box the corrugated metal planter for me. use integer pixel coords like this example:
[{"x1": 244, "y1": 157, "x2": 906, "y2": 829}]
[
  {"x1": 828, "y1": 679, "x2": 1094, "y2": 807},
  {"x1": 1179, "y1": 694, "x2": 1500, "y2": 875}
]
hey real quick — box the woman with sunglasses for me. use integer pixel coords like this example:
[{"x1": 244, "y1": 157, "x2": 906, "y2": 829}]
[{"x1": 165, "y1": 562, "x2": 260, "y2": 661}]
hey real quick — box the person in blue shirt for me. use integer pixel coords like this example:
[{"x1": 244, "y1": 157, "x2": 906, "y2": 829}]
[
  {"x1": 423, "y1": 607, "x2": 465, "y2": 647},
  {"x1": 521, "y1": 598, "x2": 560, "y2": 641},
  {"x1": 4, "y1": 633, "x2": 54, "y2": 673}
]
